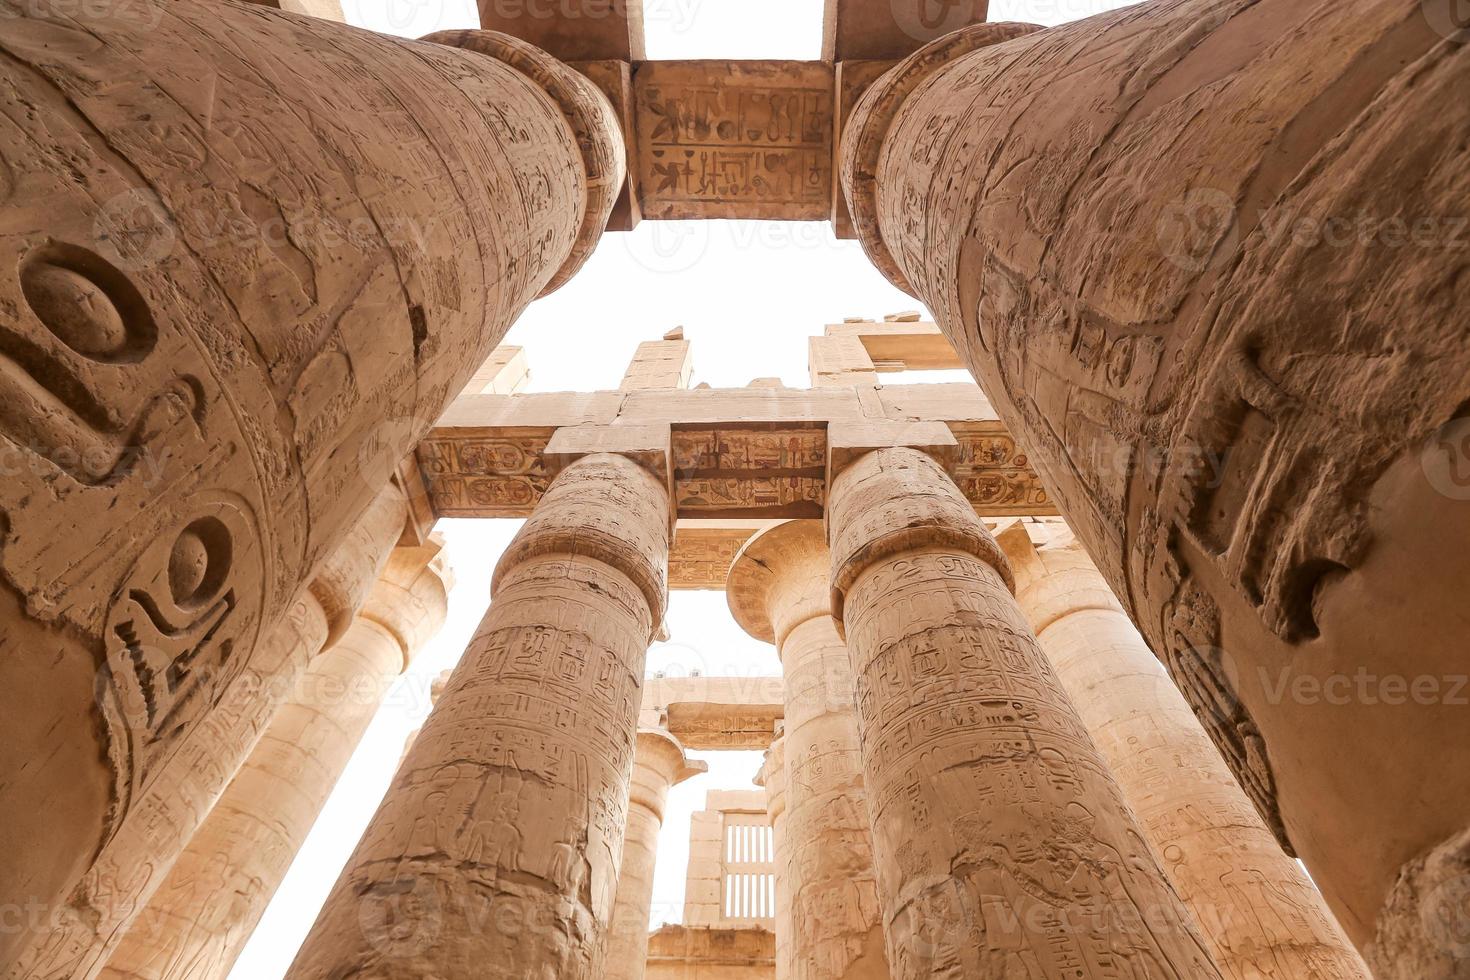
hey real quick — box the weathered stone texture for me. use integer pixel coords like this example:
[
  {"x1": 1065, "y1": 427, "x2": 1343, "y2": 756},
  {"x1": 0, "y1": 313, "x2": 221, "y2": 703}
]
[
  {"x1": 99, "y1": 535, "x2": 451, "y2": 980},
  {"x1": 728, "y1": 522, "x2": 887, "y2": 980},
  {"x1": 0, "y1": 2, "x2": 621, "y2": 973},
  {"x1": 1000, "y1": 522, "x2": 1369, "y2": 980},
  {"x1": 287, "y1": 453, "x2": 670, "y2": 978},
  {"x1": 843, "y1": 0, "x2": 1470, "y2": 949},
  {"x1": 828, "y1": 448, "x2": 1223, "y2": 978},
  {"x1": 606, "y1": 730, "x2": 706, "y2": 980}
]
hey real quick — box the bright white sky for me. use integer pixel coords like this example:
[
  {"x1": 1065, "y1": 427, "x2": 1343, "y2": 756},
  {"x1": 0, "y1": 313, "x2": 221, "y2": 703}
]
[{"x1": 229, "y1": 1, "x2": 1133, "y2": 975}]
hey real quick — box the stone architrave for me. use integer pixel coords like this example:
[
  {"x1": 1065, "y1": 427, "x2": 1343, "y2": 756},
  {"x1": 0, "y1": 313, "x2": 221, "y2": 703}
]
[
  {"x1": 0, "y1": 4, "x2": 621, "y2": 972},
  {"x1": 98, "y1": 536, "x2": 452, "y2": 980},
  {"x1": 755, "y1": 736, "x2": 793, "y2": 979},
  {"x1": 827, "y1": 447, "x2": 1224, "y2": 979},
  {"x1": 996, "y1": 522, "x2": 1370, "y2": 980},
  {"x1": 606, "y1": 729, "x2": 707, "y2": 980},
  {"x1": 287, "y1": 453, "x2": 671, "y2": 978},
  {"x1": 841, "y1": 6, "x2": 1470, "y2": 959},
  {"x1": 729, "y1": 522, "x2": 888, "y2": 980}
]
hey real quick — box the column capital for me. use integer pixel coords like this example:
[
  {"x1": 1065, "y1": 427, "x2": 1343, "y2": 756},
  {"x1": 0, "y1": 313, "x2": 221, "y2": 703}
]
[
  {"x1": 827, "y1": 447, "x2": 1012, "y2": 629},
  {"x1": 726, "y1": 520, "x2": 828, "y2": 648},
  {"x1": 308, "y1": 482, "x2": 409, "y2": 647},
  {"x1": 423, "y1": 29, "x2": 625, "y2": 296},
  {"x1": 995, "y1": 520, "x2": 1124, "y2": 635},
  {"x1": 493, "y1": 452, "x2": 671, "y2": 632},
  {"x1": 358, "y1": 533, "x2": 454, "y2": 674},
  {"x1": 630, "y1": 727, "x2": 706, "y2": 819},
  {"x1": 841, "y1": 21, "x2": 1042, "y2": 295}
]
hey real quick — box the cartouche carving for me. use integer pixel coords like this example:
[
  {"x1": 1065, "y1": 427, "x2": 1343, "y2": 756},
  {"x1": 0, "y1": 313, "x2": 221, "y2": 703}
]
[{"x1": 840, "y1": 0, "x2": 1470, "y2": 943}]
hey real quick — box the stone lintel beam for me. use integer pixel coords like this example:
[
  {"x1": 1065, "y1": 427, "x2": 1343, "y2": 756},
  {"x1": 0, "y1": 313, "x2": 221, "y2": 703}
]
[
  {"x1": 479, "y1": 0, "x2": 645, "y2": 62},
  {"x1": 642, "y1": 674, "x2": 785, "y2": 751},
  {"x1": 621, "y1": 335, "x2": 695, "y2": 390},
  {"x1": 634, "y1": 60, "x2": 835, "y2": 220},
  {"x1": 467, "y1": 345, "x2": 532, "y2": 396},
  {"x1": 417, "y1": 383, "x2": 1053, "y2": 521},
  {"x1": 823, "y1": 319, "x2": 963, "y2": 371},
  {"x1": 822, "y1": 0, "x2": 989, "y2": 61}
]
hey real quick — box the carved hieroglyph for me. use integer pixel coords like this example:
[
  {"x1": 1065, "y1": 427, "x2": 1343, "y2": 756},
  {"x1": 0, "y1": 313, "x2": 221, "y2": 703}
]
[
  {"x1": 8, "y1": 483, "x2": 407, "y2": 980},
  {"x1": 606, "y1": 729, "x2": 706, "y2": 980},
  {"x1": 98, "y1": 536, "x2": 451, "y2": 980},
  {"x1": 827, "y1": 449, "x2": 1224, "y2": 978},
  {"x1": 287, "y1": 454, "x2": 670, "y2": 978},
  {"x1": 635, "y1": 61, "x2": 834, "y2": 220},
  {"x1": 999, "y1": 522, "x2": 1369, "y2": 980},
  {"x1": 729, "y1": 522, "x2": 888, "y2": 980},
  {"x1": 0, "y1": 3, "x2": 620, "y2": 971},
  {"x1": 842, "y1": 1, "x2": 1470, "y2": 949}
]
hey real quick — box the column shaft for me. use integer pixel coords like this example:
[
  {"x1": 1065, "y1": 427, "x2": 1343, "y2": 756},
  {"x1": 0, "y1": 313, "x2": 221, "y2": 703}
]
[
  {"x1": 841, "y1": 3, "x2": 1470, "y2": 954},
  {"x1": 0, "y1": 3, "x2": 620, "y2": 972},
  {"x1": 828, "y1": 448, "x2": 1223, "y2": 979},
  {"x1": 100, "y1": 538, "x2": 451, "y2": 980},
  {"x1": 728, "y1": 522, "x2": 887, "y2": 980},
  {"x1": 756, "y1": 736, "x2": 793, "y2": 980},
  {"x1": 605, "y1": 731, "x2": 704, "y2": 980},
  {"x1": 1001, "y1": 525, "x2": 1369, "y2": 979},
  {"x1": 288, "y1": 453, "x2": 670, "y2": 978}
]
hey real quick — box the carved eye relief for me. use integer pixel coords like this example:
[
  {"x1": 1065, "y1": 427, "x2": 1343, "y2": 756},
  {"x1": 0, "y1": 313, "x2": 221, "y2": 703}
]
[
  {"x1": 168, "y1": 517, "x2": 233, "y2": 610},
  {"x1": 17, "y1": 243, "x2": 157, "y2": 364}
]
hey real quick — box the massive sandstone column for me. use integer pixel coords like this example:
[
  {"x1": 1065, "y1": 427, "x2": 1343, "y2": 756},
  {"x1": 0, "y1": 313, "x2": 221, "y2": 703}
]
[
  {"x1": 99, "y1": 536, "x2": 453, "y2": 980},
  {"x1": 728, "y1": 521, "x2": 888, "y2": 980},
  {"x1": 997, "y1": 520, "x2": 1370, "y2": 980},
  {"x1": 605, "y1": 728, "x2": 706, "y2": 980},
  {"x1": 289, "y1": 453, "x2": 671, "y2": 978},
  {"x1": 9, "y1": 483, "x2": 407, "y2": 979},
  {"x1": 841, "y1": 1, "x2": 1470, "y2": 960},
  {"x1": 755, "y1": 734, "x2": 793, "y2": 980},
  {"x1": 827, "y1": 447, "x2": 1224, "y2": 979},
  {"x1": 0, "y1": 2, "x2": 621, "y2": 972}
]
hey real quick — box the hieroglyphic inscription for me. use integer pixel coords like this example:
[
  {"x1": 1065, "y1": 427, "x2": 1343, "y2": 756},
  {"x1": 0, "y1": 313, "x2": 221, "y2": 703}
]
[
  {"x1": 416, "y1": 428, "x2": 555, "y2": 517},
  {"x1": 841, "y1": 551, "x2": 1222, "y2": 979},
  {"x1": 827, "y1": 451, "x2": 1220, "y2": 978},
  {"x1": 288, "y1": 456, "x2": 670, "y2": 978},
  {"x1": 636, "y1": 61, "x2": 834, "y2": 220},
  {"x1": 673, "y1": 426, "x2": 826, "y2": 518},
  {"x1": 668, "y1": 527, "x2": 755, "y2": 590},
  {"x1": 949, "y1": 423, "x2": 1054, "y2": 516}
]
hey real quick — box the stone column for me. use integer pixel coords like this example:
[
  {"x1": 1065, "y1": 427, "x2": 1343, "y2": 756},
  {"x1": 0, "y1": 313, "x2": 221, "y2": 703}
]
[
  {"x1": 0, "y1": 3, "x2": 621, "y2": 971},
  {"x1": 827, "y1": 447, "x2": 1224, "y2": 979},
  {"x1": 606, "y1": 729, "x2": 706, "y2": 980},
  {"x1": 728, "y1": 522, "x2": 888, "y2": 980},
  {"x1": 998, "y1": 521, "x2": 1370, "y2": 980},
  {"x1": 841, "y1": 5, "x2": 1470, "y2": 959},
  {"x1": 755, "y1": 735, "x2": 793, "y2": 980},
  {"x1": 6, "y1": 483, "x2": 407, "y2": 979},
  {"x1": 288, "y1": 452, "x2": 671, "y2": 978},
  {"x1": 98, "y1": 536, "x2": 452, "y2": 980}
]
